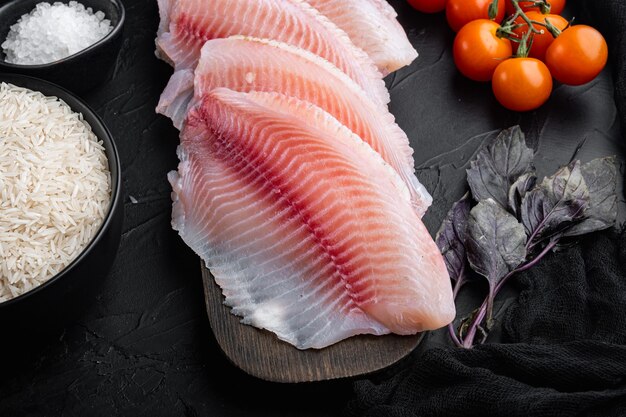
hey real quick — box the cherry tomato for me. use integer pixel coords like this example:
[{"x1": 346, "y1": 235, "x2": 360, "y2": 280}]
[
  {"x1": 545, "y1": 25, "x2": 608, "y2": 85},
  {"x1": 408, "y1": 0, "x2": 447, "y2": 13},
  {"x1": 446, "y1": 0, "x2": 505, "y2": 32},
  {"x1": 453, "y1": 20, "x2": 512, "y2": 81},
  {"x1": 512, "y1": 12, "x2": 569, "y2": 61},
  {"x1": 492, "y1": 58, "x2": 552, "y2": 111},
  {"x1": 505, "y1": 0, "x2": 565, "y2": 16}
]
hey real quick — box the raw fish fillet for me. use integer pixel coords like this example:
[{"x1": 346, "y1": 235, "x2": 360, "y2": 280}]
[
  {"x1": 306, "y1": 0, "x2": 417, "y2": 75},
  {"x1": 156, "y1": 0, "x2": 390, "y2": 106},
  {"x1": 158, "y1": 36, "x2": 433, "y2": 216},
  {"x1": 168, "y1": 88, "x2": 455, "y2": 349}
]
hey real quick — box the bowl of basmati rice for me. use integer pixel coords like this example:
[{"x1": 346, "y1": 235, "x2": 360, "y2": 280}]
[{"x1": 0, "y1": 74, "x2": 122, "y2": 332}]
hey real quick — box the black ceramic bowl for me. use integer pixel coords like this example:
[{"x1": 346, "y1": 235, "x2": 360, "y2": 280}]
[
  {"x1": 0, "y1": 0, "x2": 125, "y2": 93},
  {"x1": 0, "y1": 74, "x2": 123, "y2": 340}
]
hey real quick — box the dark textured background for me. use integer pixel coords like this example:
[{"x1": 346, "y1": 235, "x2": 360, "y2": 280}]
[{"x1": 0, "y1": 0, "x2": 623, "y2": 416}]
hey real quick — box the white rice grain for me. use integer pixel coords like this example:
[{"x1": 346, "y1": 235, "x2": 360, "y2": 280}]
[{"x1": 0, "y1": 82, "x2": 111, "y2": 302}]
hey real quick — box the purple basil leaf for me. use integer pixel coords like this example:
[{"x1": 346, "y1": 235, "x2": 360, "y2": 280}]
[
  {"x1": 466, "y1": 199, "x2": 527, "y2": 327},
  {"x1": 467, "y1": 150, "x2": 508, "y2": 206},
  {"x1": 521, "y1": 161, "x2": 590, "y2": 246},
  {"x1": 508, "y1": 171, "x2": 537, "y2": 218},
  {"x1": 467, "y1": 126, "x2": 534, "y2": 208},
  {"x1": 466, "y1": 199, "x2": 527, "y2": 287},
  {"x1": 436, "y1": 193, "x2": 471, "y2": 282},
  {"x1": 563, "y1": 157, "x2": 618, "y2": 237}
]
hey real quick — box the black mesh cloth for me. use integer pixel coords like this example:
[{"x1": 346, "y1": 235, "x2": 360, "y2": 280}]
[{"x1": 346, "y1": 231, "x2": 626, "y2": 417}]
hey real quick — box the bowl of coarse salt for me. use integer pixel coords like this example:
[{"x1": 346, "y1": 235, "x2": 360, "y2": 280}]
[{"x1": 0, "y1": 0, "x2": 125, "y2": 93}]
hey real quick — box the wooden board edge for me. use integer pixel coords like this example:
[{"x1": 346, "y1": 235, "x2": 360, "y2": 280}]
[{"x1": 201, "y1": 263, "x2": 423, "y2": 383}]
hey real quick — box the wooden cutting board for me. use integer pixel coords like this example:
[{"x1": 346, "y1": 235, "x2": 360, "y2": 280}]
[{"x1": 201, "y1": 264, "x2": 424, "y2": 383}]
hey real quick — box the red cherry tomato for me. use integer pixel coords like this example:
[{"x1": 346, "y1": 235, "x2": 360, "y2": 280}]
[
  {"x1": 545, "y1": 25, "x2": 608, "y2": 85},
  {"x1": 408, "y1": 0, "x2": 447, "y2": 13},
  {"x1": 453, "y1": 19, "x2": 513, "y2": 81},
  {"x1": 505, "y1": 0, "x2": 565, "y2": 16},
  {"x1": 492, "y1": 58, "x2": 553, "y2": 111},
  {"x1": 512, "y1": 12, "x2": 569, "y2": 61},
  {"x1": 446, "y1": 0, "x2": 506, "y2": 32}
]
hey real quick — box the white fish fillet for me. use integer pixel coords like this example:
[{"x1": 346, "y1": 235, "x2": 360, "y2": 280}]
[
  {"x1": 155, "y1": 0, "x2": 390, "y2": 106},
  {"x1": 306, "y1": 0, "x2": 418, "y2": 75},
  {"x1": 168, "y1": 89, "x2": 455, "y2": 349},
  {"x1": 157, "y1": 36, "x2": 433, "y2": 216}
]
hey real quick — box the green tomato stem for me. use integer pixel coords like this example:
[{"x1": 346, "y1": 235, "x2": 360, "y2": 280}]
[
  {"x1": 489, "y1": 0, "x2": 500, "y2": 20},
  {"x1": 513, "y1": 0, "x2": 543, "y2": 34}
]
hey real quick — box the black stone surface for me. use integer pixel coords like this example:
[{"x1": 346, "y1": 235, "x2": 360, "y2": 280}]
[{"x1": 0, "y1": 0, "x2": 623, "y2": 416}]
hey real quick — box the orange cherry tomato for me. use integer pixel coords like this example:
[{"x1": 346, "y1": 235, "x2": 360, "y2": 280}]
[
  {"x1": 512, "y1": 12, "x2": 569, "y2": 61},
  {"x1": 453, "y1": 19, "x2": 512, "y2": 81},
  {"x1": 545, "y1": 25, "x2": 608, "y2": 85},
  {"x1": 492, "y1": 58, "x2": 553, "y2": 111},
  {"x1": 446, "y1": 0, "x2": 506, "y2": 32},
  {"x1": 408, "y1": 0, "x2": 447, "y2": 13},
  {"x1": 505, "y1": 0, "x2": 565, "y2": 16}
]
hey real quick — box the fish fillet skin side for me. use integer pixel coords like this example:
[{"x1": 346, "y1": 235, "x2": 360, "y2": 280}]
[
  {"x1": 155, "y1": 0, "x2": 390, "y2": 107},
  {"x1": 168, "y1": 89, "x2": 455, "y2": 349},
  {"x1": 157, "y1": 36, "x2": 433, "y2": 217},
  {"x1": 306, "y1": 0, "x2": 418, "y2": 75}
]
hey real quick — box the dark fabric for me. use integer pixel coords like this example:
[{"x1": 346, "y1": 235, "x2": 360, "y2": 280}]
[
  {"x1": 346, "y1": 2, "x2": 626, "y2": 416},
  {"x1": 503, "y1": 232, "x2": 626, "y2": 345},
  {"x1": 346, "y1": 231, "x2": 626, "y2": 417}
]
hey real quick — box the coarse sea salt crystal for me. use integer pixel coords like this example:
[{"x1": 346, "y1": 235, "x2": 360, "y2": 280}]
[{"x1": 1, "y1": 1, "x2": 113, "y2": 65}]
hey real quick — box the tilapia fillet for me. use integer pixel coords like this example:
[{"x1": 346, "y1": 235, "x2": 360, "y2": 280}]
[
  {"x1": 156, "y1": 0, "x2": 390, "y2": 106},
  {"x1": 168, "y1": 89, "x2": 455, "y2": 349},
  {"x1": 306, "y1": 0, "x2": 418, "y2": 75},
  {"x1": 158, "y1": 36, "x2": 433, "y2": 216}
]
